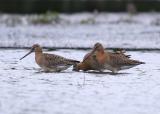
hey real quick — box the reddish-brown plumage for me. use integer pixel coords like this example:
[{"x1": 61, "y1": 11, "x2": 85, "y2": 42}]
[
  {"x1": 89, "y1": 43, "x2": 145, "y2": 73},
  {"x1": 75, "y1": 43, "x2": 145, "y2": 73},
  {"x1": 20, "y1": 44, "x2": 79, "y2": 72},
  {"x1": 73, "y1": 52, "x2": 99, "y2": 71}
]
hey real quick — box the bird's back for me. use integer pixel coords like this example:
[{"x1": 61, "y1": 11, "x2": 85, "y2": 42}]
[
  {"x1": 108, "y1": 53, "x2": 145, "y2": 70},
  {"x1": 43, "y1": 53, "x2": 79, "y2": 67}
]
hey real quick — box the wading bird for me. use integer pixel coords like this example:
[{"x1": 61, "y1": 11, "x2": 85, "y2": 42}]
[
  {"x1": 73, "y1": 52, "x2": 100, "y2": 72},
  {"x1": 75, "y1": 43, "x2": 145, "y2": 73},
  {"x1": 20, "y1": 44, "x2": 80, "y2": 72}
]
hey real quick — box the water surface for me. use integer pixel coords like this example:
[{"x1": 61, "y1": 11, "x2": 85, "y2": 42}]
[{"x1": 0, "y1": 49, "x2": 159, "y2": 114}]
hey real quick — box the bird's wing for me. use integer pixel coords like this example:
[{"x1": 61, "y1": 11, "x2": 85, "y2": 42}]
[
  {"x1": 83, "y1": 53, "x2": 91, "y2": 61},
  {"x1": 43, "y1": 53, "x2": 73, "y2": 68},
  {"x1": 108, "y1": 53, "x2": 143, "y2": 67},
  {"x1": 112, "y1": 50, "x2": 131, "y2": 58}
]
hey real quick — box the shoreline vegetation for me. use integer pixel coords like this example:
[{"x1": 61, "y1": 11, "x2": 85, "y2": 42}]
[{"x1": 0, "y1": 1, "x2": 160, "y2": 13}]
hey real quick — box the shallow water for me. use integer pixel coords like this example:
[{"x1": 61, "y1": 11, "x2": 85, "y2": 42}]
[
  {"x1": 1, "y1": 13, "x2": 160, "y2": 49},
  {"x1": 0, "y1": 49, "x2": 160, "y2": 114}
]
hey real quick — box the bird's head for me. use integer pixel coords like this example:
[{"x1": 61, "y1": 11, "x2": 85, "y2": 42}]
[{"x1": 20, "y1": 44, "x2": 42, "y2": 60}]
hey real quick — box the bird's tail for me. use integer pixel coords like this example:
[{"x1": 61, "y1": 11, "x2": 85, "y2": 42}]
[
  {"x1": 131, "y1": 60, "x2": 145, "y2": 65},
  {"x1": 67, "y1": 59, "x2": 80, "y2": 65},
  {"x1": 139, "y1": 61, "x2": 145, "y2": 64}
]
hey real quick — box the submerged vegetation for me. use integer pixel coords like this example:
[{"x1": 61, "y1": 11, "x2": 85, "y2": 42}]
[
  {"x1": 0, "y1": 11, "x2": 61, "y2": 26},
  {"x1": 1, "y1": 12, "x2": 160, "y2": 27},
  {"x1": 30, "y1": 11, "x2": 60, "y2": 24},
  {"x1": 80, "y1": 18, "x2": 96, "y2": 24}
]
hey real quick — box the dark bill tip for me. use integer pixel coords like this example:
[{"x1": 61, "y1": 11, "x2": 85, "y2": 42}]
[{"x1": 19, "y1": 50, "x2": 33, "y2": 60}]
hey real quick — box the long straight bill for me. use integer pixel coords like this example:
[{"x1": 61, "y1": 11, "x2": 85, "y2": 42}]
[{"x1": 20, "y1": 50, "x2": 33, "y2": 60}]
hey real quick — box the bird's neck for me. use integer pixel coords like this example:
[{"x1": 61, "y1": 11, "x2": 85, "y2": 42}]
[
  {"x1": 35, "y1": 51, "x2": 43, "y2": 57},
  {"x1": 78, "y1": 62, "x2": 89, "y2": 71},
  {"x1": 97, "y1": 50, "x2": 108, "y2": 64},
  {"x1": 34, "y1": 51, "x2": 43, "y2": 66},
  {"x1": 97, "y1": 49, "x2": 105, "y2": 55}
]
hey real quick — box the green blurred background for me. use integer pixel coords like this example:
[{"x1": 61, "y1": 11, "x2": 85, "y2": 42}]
[{"x1": 0, "y1": 0, "x2": 160, "y2": 13}]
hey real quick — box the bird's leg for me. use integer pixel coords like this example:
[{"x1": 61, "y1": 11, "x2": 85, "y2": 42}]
[
  {"x1": 55, "y1": 69, "x2": 62, "y2": 72},
  {"x1": 72, "y1": 64, "x2": 80, "y2": 71},
  {"x1": 111, "y1": 69, "x2": 118, "y2": 75},
  {"x1": 98, "y1": 69, "x2": 103, "y2": 73}
]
